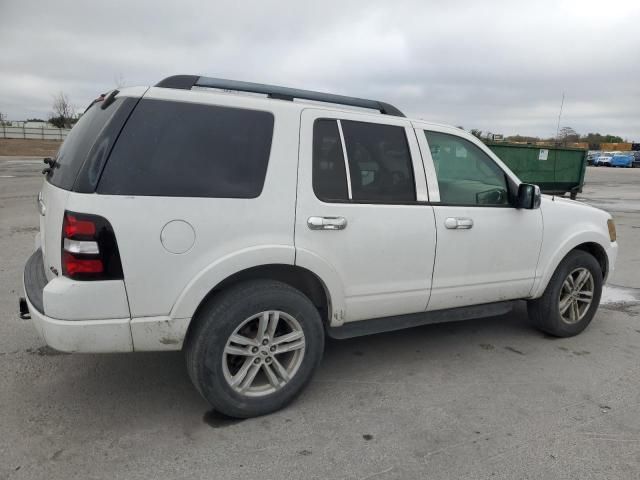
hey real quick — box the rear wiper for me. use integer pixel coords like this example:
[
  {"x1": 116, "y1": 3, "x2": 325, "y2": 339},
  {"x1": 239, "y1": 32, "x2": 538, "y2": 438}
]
[{"x1": 42, "y1": 157, "x2": 57, "y2": 175}]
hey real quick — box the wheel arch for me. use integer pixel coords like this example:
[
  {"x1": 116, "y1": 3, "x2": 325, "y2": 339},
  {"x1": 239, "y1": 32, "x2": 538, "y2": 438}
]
[
  {"x1": 573, "y1": 242, "x2": 608, "y2": 280},
  {"x1": 177, "y1": 263, "x2": 335, "y2": 348},
  {"x1": 532, "y1": 233, "x2": 611, "y2": 298},
  {"x1": 196, "y1": 264, "x2": 331, "y2": 319}
]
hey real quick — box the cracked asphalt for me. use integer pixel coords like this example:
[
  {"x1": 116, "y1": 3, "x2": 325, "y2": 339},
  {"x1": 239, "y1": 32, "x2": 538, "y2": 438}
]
[{"x1": 1, "y1": 158, "x2": 639, "y2": 479}]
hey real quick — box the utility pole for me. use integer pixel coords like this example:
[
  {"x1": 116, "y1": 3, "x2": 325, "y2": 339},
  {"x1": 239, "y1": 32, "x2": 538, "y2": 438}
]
[{"x1": 555, "y1": 92, "x2": 565, "y2": 145}]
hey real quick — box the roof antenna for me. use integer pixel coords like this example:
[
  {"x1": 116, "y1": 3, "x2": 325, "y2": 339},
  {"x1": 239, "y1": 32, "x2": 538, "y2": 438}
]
[{"x1": 555, "y1": 92, "x2": 565, "y2": 145}]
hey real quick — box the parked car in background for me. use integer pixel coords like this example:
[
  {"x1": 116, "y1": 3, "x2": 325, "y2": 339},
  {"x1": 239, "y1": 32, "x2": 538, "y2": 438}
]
[
  {"x1": 611, "y1": 153, "x2": 634, "y2": 168},
  {"x1": 587, "y1": 151, "x2": 602, "y2": 166},
  {"x1": 632, "y1": 151, "x2": 640, "y2": 168},
  {"x1": 594, "y1": 154, "x2": 613, "y2": 166}
]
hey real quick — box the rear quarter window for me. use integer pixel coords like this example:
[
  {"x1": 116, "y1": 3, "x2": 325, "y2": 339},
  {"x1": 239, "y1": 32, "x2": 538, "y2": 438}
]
[{"x1": 96, "y1": 99, "x2": 274, "y2": 198}]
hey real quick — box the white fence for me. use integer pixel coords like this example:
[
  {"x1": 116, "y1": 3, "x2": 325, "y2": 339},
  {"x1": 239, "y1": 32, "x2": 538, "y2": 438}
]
[{"x1": 0, "y1": 123, "x2": 70, "y2": 140}]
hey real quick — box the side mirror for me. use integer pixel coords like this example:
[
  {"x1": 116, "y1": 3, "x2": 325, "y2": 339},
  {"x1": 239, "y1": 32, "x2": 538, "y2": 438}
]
[{"x1": 515, "y1": 183, "x2": 541, "y2": 209}]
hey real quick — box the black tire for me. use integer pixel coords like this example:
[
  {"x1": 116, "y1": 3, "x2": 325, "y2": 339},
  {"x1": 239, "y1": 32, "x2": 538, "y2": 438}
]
[
  {"x1": 184, "y1": 279, "x2": 324, "y2": 418},
  {"x1": 527, "y1": 250, "x2": 603, "y2": 337}
]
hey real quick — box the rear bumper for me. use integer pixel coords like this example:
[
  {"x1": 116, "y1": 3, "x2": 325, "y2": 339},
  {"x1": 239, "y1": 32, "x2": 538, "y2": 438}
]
[
  {"x1": 23, "y1": 249, "x2": 133, "y2": 353},
  {"x1": 25, "y1": 295, "x2": 133, "y2": 353}
]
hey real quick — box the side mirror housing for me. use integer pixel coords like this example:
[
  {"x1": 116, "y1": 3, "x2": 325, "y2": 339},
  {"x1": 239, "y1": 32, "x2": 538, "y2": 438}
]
[{"x1": 515, "y1": 183, "x2": 541, "y2": 209}]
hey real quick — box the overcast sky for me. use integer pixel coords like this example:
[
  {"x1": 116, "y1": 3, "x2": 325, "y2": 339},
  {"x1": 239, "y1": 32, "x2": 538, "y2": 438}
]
[{"x1": 1, "y1": 0, "x2": 638, "y2": 139}]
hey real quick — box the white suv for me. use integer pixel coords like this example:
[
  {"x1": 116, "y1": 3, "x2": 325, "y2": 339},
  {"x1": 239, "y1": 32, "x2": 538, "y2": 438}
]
[{"x1": 22, "y1": 75, "x2": 618, "y2": 418}]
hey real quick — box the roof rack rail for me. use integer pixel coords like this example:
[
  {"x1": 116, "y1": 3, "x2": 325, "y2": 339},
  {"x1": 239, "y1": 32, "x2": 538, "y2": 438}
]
[{"x1": 155, "y1": 75, "x2": 405, "y2": 117}]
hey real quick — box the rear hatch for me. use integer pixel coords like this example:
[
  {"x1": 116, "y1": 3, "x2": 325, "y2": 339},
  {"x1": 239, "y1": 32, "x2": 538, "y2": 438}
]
[{"x1": 39, "y1": 90, "x2": 143, "y2": 280}]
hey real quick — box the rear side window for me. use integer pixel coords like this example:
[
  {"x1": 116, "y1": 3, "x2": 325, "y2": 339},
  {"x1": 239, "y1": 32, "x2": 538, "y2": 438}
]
[
  {"x1": 311, "y1": 119, "x2": 416, "y2": 203},
  {"x1": 48, "y1": 97, "x2": 131, "y2": 191},
  {"x1": 97, "y1": 99, "x2": 274, "y2": 198},
  {"x1": 341, "y1": 121, "x2": 415, "y2": 202}
]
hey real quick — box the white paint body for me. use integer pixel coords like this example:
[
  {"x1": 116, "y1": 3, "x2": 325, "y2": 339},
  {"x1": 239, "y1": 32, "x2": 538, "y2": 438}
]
[{"x1": 27, "y1": 85, "x2": 618, "y2": 353}]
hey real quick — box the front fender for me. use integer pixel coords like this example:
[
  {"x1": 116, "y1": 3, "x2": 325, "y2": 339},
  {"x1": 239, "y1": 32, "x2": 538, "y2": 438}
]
[{"x1": 530, "y1": 229, "x2": 615, "y2": 298}]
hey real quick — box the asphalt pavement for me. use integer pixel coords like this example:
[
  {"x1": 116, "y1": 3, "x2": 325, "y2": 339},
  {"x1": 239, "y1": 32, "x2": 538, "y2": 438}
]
[{"x1": 1, "y1": 158, "x2": 639, "y2": 480}]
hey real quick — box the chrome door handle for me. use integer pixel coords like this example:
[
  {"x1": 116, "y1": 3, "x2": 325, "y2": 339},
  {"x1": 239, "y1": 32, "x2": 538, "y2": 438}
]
[
  {"x1": 444, "y1": 217, "x2": 473, "y2": 229},
  {"x1": 307, "y1": 216, "x2": 347, "y2": 231}
]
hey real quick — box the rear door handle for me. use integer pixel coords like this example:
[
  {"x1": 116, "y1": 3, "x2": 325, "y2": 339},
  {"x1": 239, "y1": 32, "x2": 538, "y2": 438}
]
[
  {"x1": 444, "y1": 217, "x2": 473, "y2": 229},
  {"x1": 307, "y1": 216, "x2": 347, "y2": 231}
]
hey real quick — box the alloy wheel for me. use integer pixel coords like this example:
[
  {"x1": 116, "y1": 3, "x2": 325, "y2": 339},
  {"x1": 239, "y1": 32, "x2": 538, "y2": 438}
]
[
  {"x1": 222, "y1": 310, "x2": 306, "y2": 397},
  {"x1": 558, "y1": 267, "x2": 594, "y2": 324}
]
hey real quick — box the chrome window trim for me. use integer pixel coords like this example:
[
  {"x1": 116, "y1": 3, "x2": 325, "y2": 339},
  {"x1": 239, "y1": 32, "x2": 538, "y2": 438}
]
[
  {"x1": 415, "y1": 128, "x2": 441, "y2": 202},
  {"x1": 336, "y1": 119, "x2": 353, "y2": 200}
]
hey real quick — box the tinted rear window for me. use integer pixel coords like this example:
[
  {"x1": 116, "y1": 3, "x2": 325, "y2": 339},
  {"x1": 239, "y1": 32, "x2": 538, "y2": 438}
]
[
  {"x1": 341, "y1": 120, "x2": 416, "y2": 202},
  {"x1": 48, "y1": 98, "x2": 128, "y2": 190},
  {"x1": 97, "y1": 99, "x2": 274, "y2": 198},
  {"x1": 312, "y1": 119, "x2": 348, "y2": 201}
]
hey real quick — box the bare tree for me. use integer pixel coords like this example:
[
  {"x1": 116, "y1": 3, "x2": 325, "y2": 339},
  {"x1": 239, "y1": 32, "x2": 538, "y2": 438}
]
[
  {"x1": 49, "y1": 92, "x2": 75, "y2": 128},
  {"x1": 113, "y1": 73, "x2": 126, "y2": 88},
  {"x1": 470, "y1": 129, "x2": 483, "y2": 138},
  {"x1": 0, "y1": 111, "x2": 5, "y2": 126},
  {"x1": 557, "y1": 126, "x2": 579, "y2": 146}
]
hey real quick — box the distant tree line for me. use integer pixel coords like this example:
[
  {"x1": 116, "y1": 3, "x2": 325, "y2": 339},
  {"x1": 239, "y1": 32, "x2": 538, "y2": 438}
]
[
  {"x1": 464, "y1": 126, "x2": 625, "y2": 148},
  {"x1": 506, "y1": 127, "x2": 624, "y2": 148}
]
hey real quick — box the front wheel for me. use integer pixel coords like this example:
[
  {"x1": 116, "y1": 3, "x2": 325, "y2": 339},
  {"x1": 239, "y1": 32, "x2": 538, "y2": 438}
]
[
  {"x1": 185, "y1": 280, "x2": 325, "y2": 418},
  {"x1": 528, "y1": 250, "x2": 603, "y2": 337}
]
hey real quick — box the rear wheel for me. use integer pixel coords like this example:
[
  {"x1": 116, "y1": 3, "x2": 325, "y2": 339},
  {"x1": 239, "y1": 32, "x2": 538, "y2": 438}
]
[
  {"x1": 185, "y1": 280, "x2": 325, "y2": 418},
  {"x1": 528, "y1": 250, "x2": 603, "y2": 337}
]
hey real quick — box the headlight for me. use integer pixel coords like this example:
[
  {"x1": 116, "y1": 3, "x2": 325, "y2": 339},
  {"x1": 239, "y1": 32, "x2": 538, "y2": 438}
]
[{"x1": 607, "y1": 219, "x2": 617, "y2": 242}]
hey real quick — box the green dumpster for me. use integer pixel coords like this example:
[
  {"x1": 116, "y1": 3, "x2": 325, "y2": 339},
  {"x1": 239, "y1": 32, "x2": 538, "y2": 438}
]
[{"x1": 486, "y1": 143, "x2": 587, "y2": 199}]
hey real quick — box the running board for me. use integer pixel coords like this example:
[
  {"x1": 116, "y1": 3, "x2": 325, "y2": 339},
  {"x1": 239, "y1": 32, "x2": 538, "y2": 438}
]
[{"x1": 327, "y1": 301, "x2": 515, "y2": 339}]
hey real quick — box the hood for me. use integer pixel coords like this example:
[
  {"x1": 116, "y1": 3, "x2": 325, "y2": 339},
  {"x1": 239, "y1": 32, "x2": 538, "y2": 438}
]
[{"x1": 541, "y1": 194, "x2": 611, "y2": 220}]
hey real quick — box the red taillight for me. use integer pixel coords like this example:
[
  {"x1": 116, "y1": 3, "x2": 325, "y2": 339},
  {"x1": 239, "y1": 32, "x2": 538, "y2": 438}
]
[
  {"x1": 63, "y1": 214, "x2": 96, "y2": 238},
  {"x1": 61, "y1": 211, "x2": 123, "y2": 281},
  {"x1": 63, "y1": 252, "x2": 104, "y2": 274}
]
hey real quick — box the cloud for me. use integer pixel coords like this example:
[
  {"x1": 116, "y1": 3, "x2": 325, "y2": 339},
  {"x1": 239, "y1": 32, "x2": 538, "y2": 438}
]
[{"x1": 1, "y1": 0, "x2": 638, "y2": 139}]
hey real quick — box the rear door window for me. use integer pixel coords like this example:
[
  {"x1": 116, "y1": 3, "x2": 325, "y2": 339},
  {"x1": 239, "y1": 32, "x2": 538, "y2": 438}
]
[
  {"x1": 342, "y1": 121, "x2": 415, "y2": 202},
  {"x1": 97, "y1": 99, "x2": 274, "y2": 198},
  {"x1": 311, "y1": 119, "x2": 416, "y2": 203}
]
